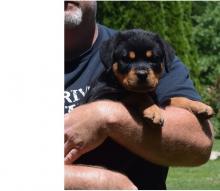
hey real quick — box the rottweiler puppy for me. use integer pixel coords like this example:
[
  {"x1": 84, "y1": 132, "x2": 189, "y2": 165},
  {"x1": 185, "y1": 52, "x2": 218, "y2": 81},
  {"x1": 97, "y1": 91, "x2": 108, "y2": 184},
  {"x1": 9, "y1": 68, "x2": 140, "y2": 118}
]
[{"x1": 86, "y1": 29, "x2": 214, "y2": 127}]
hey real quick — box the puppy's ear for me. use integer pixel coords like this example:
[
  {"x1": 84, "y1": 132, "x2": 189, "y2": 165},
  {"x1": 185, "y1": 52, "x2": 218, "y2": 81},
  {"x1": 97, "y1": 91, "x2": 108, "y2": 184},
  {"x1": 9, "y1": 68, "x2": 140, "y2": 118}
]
[
  {"x1": 100, "y1": 33, "x2": 120, "y2": 71},
  {"x1": 154, "y1": 34, "x2": 175, "y2": 72}
]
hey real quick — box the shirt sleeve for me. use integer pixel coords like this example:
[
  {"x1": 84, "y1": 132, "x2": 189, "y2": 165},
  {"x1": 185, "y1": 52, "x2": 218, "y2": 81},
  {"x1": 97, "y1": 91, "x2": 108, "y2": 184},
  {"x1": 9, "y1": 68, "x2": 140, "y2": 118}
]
[{"x1": 155, "y1": 56, "x2": 201, "y2": 105}]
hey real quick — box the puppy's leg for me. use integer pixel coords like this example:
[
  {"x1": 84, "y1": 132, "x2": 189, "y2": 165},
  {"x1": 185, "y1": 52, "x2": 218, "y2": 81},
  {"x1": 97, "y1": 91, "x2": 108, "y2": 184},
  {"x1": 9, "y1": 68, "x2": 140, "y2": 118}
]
[
  {"x1": 169, "y1": 97, "x2": 214, "y2": 119},
  {"x1": 134, "y1": 94, "x2": 164, "y2": 127},
  {"x1": 142, "y1": 103, "x2": 164, "y2": 127},
  {"x1": 123, "y1": 93, "x2": 164, "y2": 127}
]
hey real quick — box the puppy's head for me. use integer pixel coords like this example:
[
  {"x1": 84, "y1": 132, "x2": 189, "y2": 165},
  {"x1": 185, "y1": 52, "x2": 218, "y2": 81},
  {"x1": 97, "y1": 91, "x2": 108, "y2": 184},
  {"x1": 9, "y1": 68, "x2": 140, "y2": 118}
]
[{"x1": 100, "y1": 29, "x2": 175, "y2": 93}]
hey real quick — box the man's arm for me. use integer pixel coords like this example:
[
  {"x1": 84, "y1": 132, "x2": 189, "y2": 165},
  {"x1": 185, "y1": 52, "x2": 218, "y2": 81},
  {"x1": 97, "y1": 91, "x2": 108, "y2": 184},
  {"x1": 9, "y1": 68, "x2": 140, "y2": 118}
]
[
  {"x1": 64, "y1": 164, "x2": 137, "y2": 190},
  {"x1": 64, "y1": 100, "x2": 213, "y2": 166},
  {"x1": 107, "y1": 102, "x2": 213, "y2": 166}
]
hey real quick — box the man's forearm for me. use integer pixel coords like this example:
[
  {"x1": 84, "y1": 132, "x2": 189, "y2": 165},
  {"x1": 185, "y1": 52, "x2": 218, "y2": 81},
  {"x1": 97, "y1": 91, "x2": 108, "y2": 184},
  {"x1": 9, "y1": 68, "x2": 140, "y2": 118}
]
[
  {"x1": 101, "y1": 101, "x2": 213, "y2": 166},
  {"x1": 64, "y1": 164, "x2": 137, "y2": 190},
  {"x1": 64, "y1": 100, "x2": 213, "y2": 166}
]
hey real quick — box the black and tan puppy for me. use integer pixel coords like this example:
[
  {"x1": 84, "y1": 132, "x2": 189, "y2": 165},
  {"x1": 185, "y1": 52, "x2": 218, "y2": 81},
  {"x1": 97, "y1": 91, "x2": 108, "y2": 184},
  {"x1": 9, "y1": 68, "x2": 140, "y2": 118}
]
[{"x1": 86, "y1": 29, "x2": 214, "y2": 127}]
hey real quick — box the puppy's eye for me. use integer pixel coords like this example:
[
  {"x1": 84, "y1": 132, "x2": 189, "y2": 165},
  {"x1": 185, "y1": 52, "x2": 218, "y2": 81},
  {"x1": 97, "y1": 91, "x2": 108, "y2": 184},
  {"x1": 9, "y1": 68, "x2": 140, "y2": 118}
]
[
  {"x1": 146, "y1": 50, "x2": 153, "y2": 58},
  {"x1": 128, "y1": 51, "x2": 136, "y2": 60},
  {"x1": 152, "y1": 56, "x2": 162, "y2": 63}
]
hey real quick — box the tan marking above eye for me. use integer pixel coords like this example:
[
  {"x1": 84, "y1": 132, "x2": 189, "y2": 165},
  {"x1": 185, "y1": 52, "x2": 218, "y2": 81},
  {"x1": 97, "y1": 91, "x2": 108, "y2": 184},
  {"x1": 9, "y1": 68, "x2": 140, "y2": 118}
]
[
  {"x1": 128, "y1": 51, "x2": 136, "y2": 59},
  {"x1": 146, "y1": 50, "x2": 153, "y2": 58}
]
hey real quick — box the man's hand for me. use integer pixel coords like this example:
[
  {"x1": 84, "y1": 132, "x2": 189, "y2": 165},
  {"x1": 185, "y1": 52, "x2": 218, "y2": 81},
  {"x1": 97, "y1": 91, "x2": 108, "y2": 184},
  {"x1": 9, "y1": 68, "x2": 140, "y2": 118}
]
[{"x1": 64, "y1": 102, "x2": 109, "y2": 164}]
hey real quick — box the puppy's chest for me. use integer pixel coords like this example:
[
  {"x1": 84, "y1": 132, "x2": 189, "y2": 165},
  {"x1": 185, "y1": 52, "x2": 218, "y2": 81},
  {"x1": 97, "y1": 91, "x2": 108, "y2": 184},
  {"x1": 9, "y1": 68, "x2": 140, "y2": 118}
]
[{"x1": 120, "y1": 91, "x2": 156, "y2": 109}]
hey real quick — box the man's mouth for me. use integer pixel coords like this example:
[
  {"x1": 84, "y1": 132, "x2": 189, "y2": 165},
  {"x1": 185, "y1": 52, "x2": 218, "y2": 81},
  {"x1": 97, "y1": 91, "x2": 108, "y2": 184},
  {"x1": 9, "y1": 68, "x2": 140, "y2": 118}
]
[{"x1": 64, "y1": 1, "x2": 80, "y2": 11}]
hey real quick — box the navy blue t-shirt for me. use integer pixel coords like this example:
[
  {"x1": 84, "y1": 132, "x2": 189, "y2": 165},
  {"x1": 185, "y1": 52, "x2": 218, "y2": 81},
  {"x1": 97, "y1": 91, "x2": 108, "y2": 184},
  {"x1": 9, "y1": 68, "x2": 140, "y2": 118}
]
[
  {"x1": 64, "y1": 24, "x2": 200, "y2": 189},
  {"x1": 65, "y1": 24, "x2": 116, "y2": 113}
]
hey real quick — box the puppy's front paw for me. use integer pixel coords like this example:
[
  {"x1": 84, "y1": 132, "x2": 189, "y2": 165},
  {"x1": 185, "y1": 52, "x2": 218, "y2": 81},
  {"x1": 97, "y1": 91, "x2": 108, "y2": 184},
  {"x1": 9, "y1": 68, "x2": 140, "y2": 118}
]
[
  {"x1": 143, "y1": 105, "x2": 164, "y2": 128},
  {"x1": 196, "y1": 104, "x2": 214, "y2": 119}
]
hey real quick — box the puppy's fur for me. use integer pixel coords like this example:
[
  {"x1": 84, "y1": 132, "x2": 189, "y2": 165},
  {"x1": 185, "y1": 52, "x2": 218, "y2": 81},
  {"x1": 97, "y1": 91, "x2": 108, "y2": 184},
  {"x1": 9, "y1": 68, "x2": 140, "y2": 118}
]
[{"x1": 86, "y1": 29, "x2": 214, "y2": 127}]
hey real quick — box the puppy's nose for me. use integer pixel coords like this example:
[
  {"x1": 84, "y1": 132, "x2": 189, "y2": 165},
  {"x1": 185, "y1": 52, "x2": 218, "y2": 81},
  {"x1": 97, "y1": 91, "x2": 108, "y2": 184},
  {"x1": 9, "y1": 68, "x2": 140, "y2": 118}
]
[{"x1": 136, "y1": 71, "x2": 147, "y2": 81}]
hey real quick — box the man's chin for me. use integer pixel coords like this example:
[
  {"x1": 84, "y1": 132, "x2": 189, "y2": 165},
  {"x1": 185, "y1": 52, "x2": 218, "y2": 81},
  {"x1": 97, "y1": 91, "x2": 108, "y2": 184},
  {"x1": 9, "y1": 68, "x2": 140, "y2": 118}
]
[
  {"x1": 65, "y1": 20, "x2": 80, "y2": 29},
  {"x1": 64, "y1": 9, "x2": 82, "y2": 29}
]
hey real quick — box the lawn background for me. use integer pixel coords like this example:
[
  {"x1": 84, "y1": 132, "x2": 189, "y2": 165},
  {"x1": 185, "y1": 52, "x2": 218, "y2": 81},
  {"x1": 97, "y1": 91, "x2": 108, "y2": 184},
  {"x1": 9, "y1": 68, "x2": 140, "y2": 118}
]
[
  {"x1": 167, "y1": 138, "x2": 220, "y2": 189},
  {"x1": 97, "y1": 2, "x2": 220, "y2": 189}
]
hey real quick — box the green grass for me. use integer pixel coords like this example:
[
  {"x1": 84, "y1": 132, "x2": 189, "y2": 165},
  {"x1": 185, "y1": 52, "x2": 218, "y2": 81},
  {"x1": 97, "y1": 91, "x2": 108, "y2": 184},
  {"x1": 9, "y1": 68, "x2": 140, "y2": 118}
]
[{"x1": 167, "y1": 139, "x2": 220, "y2": 190}]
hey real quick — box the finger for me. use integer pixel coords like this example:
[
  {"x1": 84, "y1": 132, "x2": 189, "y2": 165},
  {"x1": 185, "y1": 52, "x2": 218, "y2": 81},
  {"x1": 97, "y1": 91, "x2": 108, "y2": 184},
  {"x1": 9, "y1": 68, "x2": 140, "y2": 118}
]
[
  {"x1": 64, "y1": 132, "x2": 68, "y2": 143},
  {"x1": 64, "y1": 140, "x2": 75, "y2": 157},
  {"x1": 64, "y1": 148, "x2": 81, "y2": 164}
]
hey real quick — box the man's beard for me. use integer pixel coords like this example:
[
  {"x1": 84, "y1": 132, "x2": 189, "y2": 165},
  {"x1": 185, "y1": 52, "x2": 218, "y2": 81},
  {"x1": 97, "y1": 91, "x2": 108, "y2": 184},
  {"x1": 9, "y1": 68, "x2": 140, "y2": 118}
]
[{"x1": 65, "y1": 7, "x2": 82, "y2": 28}]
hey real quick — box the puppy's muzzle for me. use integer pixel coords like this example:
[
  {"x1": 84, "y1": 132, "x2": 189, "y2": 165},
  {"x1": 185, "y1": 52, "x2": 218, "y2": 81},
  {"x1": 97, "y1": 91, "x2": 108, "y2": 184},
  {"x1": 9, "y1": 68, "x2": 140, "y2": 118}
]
[
  {"x1": 136, "y1": 70, "x2": 148, "y2": 82},
  {"x1": 133, "y1": 63, "x2": 150, "y2": 82}
]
